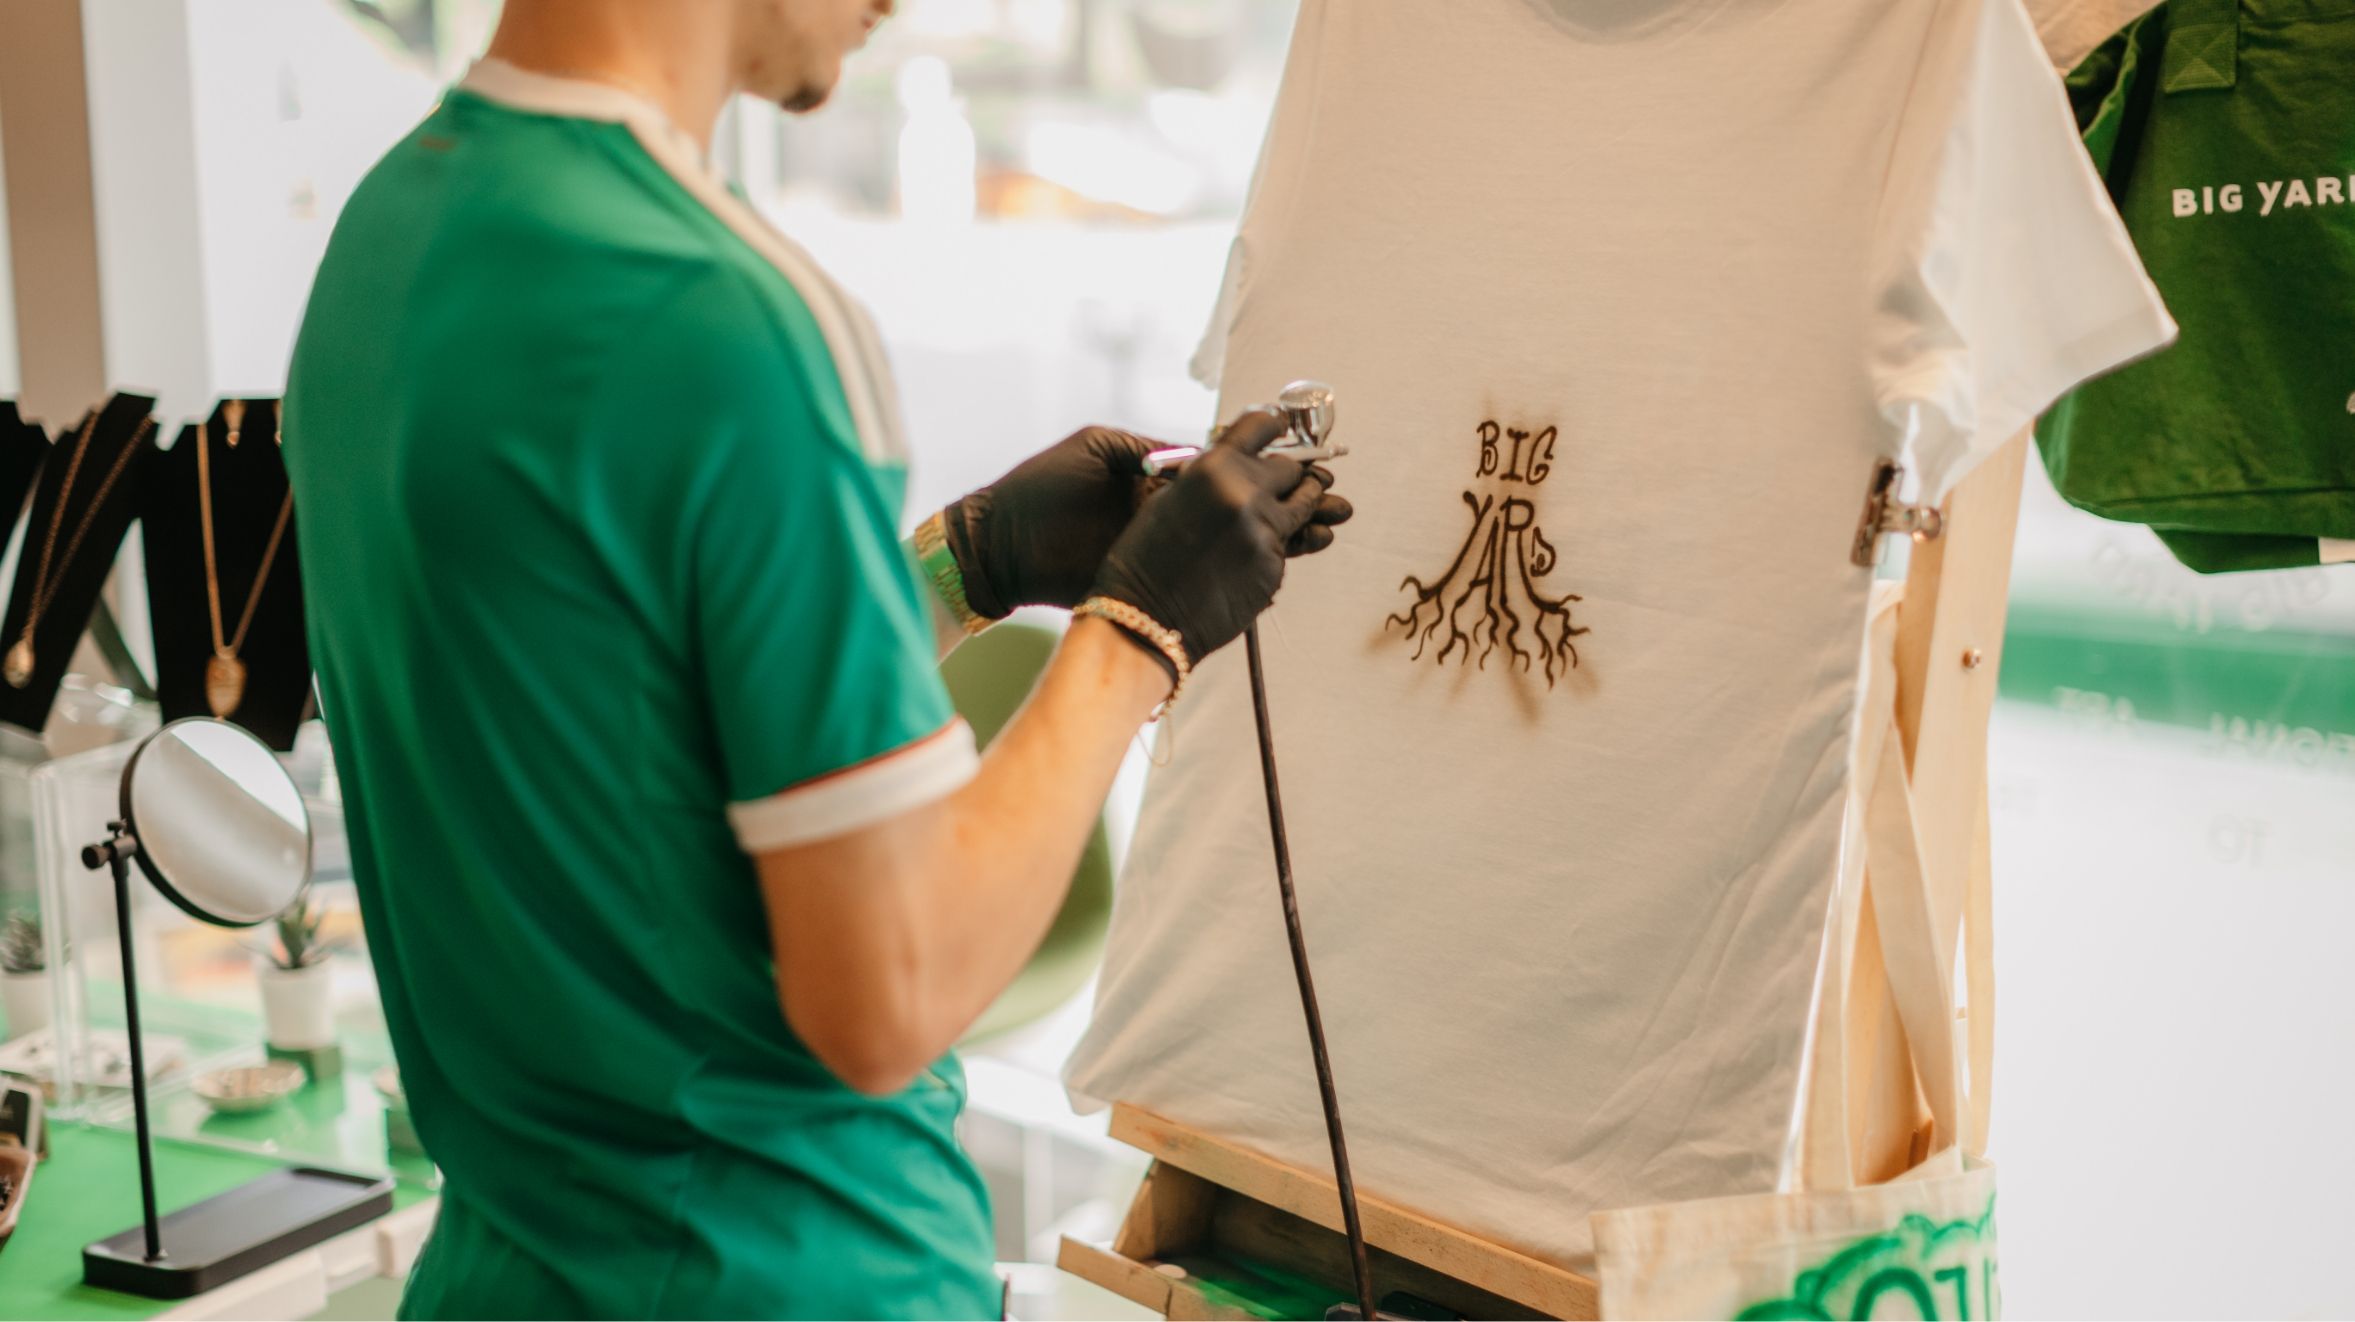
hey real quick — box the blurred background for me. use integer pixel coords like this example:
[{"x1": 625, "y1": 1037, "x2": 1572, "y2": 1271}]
[{"x1": 0, "y1": 2, "x2": 2348, "y2": 1317}]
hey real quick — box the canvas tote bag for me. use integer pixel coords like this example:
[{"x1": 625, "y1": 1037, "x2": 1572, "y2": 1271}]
[{"x1": 1594, "y1": 589, "x2": 2001, "y2": 1320}]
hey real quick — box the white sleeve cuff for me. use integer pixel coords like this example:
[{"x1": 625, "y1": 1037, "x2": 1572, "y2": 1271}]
[
  {"x1": 1901, "y1": 303, "x2": 2177, "y2": 505},
  {"x1": 726, "y1": 720, "x2": 980, "y2": 852}
]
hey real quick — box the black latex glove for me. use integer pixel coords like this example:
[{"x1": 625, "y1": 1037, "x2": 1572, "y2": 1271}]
[
  {"x1": 940, "y1": 425, "x2": 1354, "y2": 619},
  {"x1": 1090, "y1": 408, "x2": 1337, "y2": 681}
]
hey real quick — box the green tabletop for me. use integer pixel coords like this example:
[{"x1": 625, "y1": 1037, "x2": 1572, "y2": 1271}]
[
  {"x1": 0, "y1": 994, "x2": 436, "y2": 1321},
  {"x1": 0, "y1": 1123, "x2": 428, "y2": 1322}
]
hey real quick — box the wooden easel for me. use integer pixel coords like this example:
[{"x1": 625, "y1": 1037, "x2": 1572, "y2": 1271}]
[
  {"x1": 1058, "y1": 1104, "x2": 1599, "y2": 1320},
  {"x1": 1061, "y1": 437, "x2": 2033, "y2": 1319}
]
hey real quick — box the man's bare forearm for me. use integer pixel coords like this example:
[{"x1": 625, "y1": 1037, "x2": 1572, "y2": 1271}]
[
  {"x1": 915, "y1": 617, "x2": 1166, "y2": 1041},
  {"x1": 760, "y1": 615, "x2": 1168, "y2": 1093}
]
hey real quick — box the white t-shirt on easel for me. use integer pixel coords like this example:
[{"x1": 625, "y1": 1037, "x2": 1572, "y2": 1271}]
[{"x1": 1066, "y1": 0, "x2": 2172, "y2": 1273}]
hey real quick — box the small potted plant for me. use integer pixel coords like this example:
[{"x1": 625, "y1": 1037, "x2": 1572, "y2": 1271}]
[
  {"x1": 0, "y1": 912, "x2": 46, "y2": 1041},
  {"x1": 256, "y1": 890, "x2": 336, "y2": 1052}
]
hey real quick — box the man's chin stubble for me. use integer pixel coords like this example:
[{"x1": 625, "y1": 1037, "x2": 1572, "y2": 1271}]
[{"x1": 780, "y1": 82, "x2": 833, "y2": 112}]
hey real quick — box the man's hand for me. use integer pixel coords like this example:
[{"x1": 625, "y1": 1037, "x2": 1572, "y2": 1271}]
[
  {"x1": 1090, "y1": 408, "x2": 1330, "y2": 676},
  {"x1": 940, "y1": 424, "x2": 1352, "y2": 620}
]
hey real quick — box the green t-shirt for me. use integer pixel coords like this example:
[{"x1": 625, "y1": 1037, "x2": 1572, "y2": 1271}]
[{"x1": 283, "y1": 61, "x2": 994, "y2": 1320}]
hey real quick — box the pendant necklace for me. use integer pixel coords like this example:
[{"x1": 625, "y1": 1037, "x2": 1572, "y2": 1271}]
[
  {"x1": 197, "y1": 401, "x2": 294, "y2": 718},
  {"x1": 5, "y1": 410, "x2": 155, "y2": 688}
]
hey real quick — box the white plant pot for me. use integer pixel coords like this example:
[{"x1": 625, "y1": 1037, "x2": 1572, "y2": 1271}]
[
  {"x1": 1, "y1": 970, "x2": 49, "y2": 1040},
  {"x1": 257, "y1": 959, "x2": 336, "y2": 1050}
]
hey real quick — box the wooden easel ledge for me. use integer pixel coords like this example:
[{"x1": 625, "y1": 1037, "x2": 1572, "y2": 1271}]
[{"x1": 1059, "y1": 1104, "x2": 1600, "y2": 1320}]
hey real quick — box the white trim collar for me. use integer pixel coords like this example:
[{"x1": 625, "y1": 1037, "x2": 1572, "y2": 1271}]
[
  {"x1": 460, "y1": 58, "x2": 719, "y2": 176},
  {"x1": 457, "y1": 58, "x2": 670, "y2": 124}
]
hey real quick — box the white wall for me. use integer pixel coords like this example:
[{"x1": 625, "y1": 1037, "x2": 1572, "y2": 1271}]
[
  {"x1": 181, "y1": 0, "x2": 435, "y2": 399},
  {"x1": 1987, "y1": 467, "x2": 2355, "y2": 1318},
  {"x1": 0, "y1": 112, "x2": 18, "y2": 400},
  {"x1": 78, "y1": 0, "x2": 211, "y2": 419},
  {"x1": 1988, "y1": 703, "x2": 2355, "y2": 1319}
]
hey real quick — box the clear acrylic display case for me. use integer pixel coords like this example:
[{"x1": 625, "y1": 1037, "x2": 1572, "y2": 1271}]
[{"x1": 0, "y1": 682, "x2": 160, "y2": 1050}]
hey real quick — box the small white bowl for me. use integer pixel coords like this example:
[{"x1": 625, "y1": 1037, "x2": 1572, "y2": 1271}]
[{"x1": 192, "y1": 1063, "x2": 306, "y2": 1114}]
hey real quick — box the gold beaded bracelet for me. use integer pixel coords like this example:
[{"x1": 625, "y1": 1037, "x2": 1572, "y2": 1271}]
[
  {"x1": 911, "y1": 511, "x2": 991, "y2": 637},
  {"x1": 1073, "y1": 595, "x2": 1190, "y2": 719}
]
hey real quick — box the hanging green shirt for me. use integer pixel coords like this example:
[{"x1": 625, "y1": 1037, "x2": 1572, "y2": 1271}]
[{"x1": 283, "y1": 61, "x2": 994, "y2": 1320}]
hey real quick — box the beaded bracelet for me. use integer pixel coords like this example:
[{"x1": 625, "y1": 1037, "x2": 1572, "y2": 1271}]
[{"x1": 1073, "y1": 595, "x2": 1190, "y2": 720}]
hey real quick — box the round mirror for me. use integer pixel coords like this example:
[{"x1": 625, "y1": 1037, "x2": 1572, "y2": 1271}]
[{"x1": 121, "y1": 719, "x2": 311, "y2": 927}]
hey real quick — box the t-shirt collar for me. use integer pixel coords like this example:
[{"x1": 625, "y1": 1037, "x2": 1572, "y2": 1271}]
[
  {"x1": 460, "y1": 58, "x2": 660, "y2": 121},
  {"x1": 456, "y1": 58, "x2": 709, "y2": 164}
]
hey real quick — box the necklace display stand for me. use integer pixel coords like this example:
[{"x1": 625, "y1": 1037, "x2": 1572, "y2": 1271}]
[
  {"x1": 0, "y1": 394, "x2": 159, "y2": 734},
  {"x1": 141, "y1": 399, "x2": 309, "y2": 751},
  {"x1": 0, "y1": 401, "x2": 50, "y2": 536},
  {"x1": 1060, "y1": 439, "x2": 2031, "y2": 1320}
]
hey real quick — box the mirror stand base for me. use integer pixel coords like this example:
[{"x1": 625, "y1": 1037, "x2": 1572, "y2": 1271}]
[{"x1": 82, "y1": 1167, "x2": 394, "y2": 1299}]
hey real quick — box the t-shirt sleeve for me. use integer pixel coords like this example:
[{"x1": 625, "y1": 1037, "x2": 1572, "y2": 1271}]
[
  {"x1": 1189, "y1": 0, "x2": 1330, "y2": 390},
  {"x1": 642, "y1": 269, "x2": 976, "y2": 853},
  {"x1": 1868, "y1": 0, "x2": 2176, "y2": 504}
]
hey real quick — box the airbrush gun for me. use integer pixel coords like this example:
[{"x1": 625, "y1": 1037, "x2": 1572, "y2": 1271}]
[{"x1": 1141, "y1": 380, "x2": 1346, "y2": 475}]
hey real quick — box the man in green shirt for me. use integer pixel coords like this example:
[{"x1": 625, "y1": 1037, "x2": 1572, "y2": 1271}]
[{"x1": 282, "y1": 1, "x2": 1349, "y2": 1316}]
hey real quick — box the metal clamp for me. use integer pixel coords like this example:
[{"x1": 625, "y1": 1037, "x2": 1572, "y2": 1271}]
[{"x1": 1851, "y1": 459, "x2": 1944, "y2": 567}]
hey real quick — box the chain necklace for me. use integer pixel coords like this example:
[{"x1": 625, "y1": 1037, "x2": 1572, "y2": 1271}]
[
  {"x1": 5, "y1": 410, "x2": 155, "y2": 688},
  {"x1": 197, "y1": 402, "x2": 293, "y2": 718}
]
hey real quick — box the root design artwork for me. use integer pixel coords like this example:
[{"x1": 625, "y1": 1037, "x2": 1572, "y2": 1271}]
[{"x1": 1386, "y1": 419, "x2": 1589, "y2": 685}]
